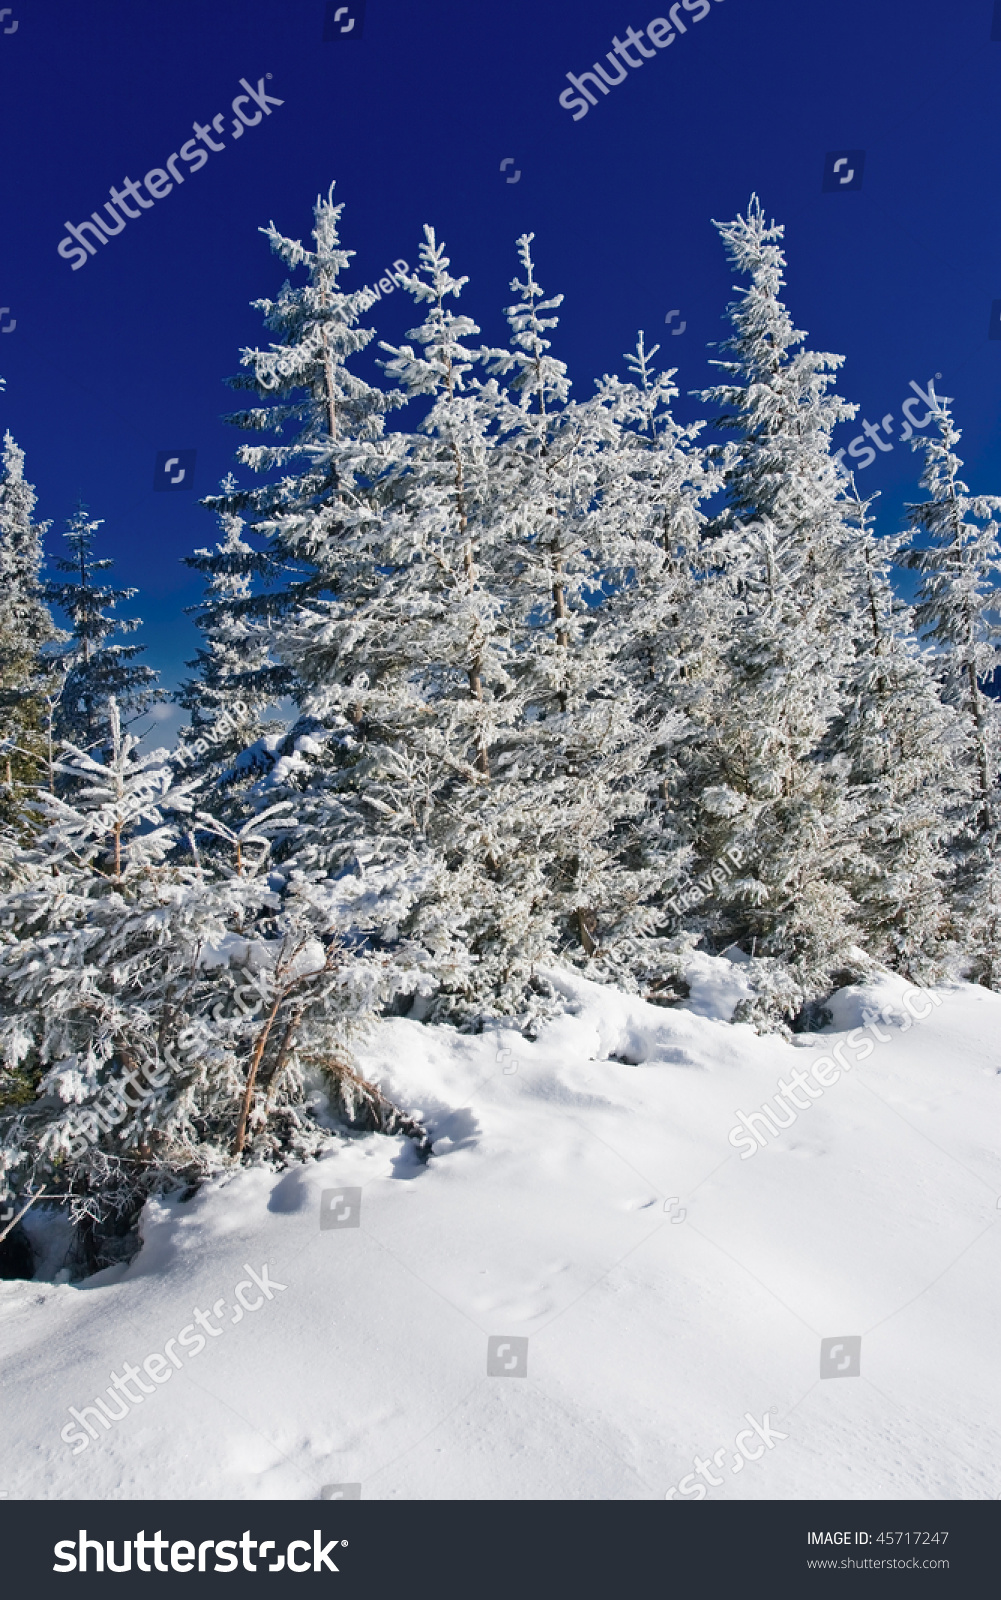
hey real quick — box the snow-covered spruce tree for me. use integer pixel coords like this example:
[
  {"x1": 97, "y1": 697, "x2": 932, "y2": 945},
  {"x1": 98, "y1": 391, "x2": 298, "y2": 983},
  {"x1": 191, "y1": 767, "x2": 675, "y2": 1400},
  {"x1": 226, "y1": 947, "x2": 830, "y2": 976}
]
[
  {"x1": 46, "y1": 501, "x2": 160, "y2": 758},
  {"x1": 366, "y1": 225, "x2": 518, "y2": 1011},
  {"x1": 0, "y1": 429, "x2": 63, "y2": 817},
  {"x1": 822, "y1": 482, "x2": 963, "y2": 979},
  {"x1": 376, "y1": 226, "x2": 501, "y2": 785},
  {"x1": 421, "y1": 233, "x2": 662, "y2": 1017},
  {"x1": 581, "y1": 333, "x2": 726, "y2": 998},
  {"x1": 175, "y1": 480, "x2": 286, "y2": 807},
  {"x1": 199, "y1": 185, "x2": 437, "y2": 1007},
  {"x1": 330, "y1": 226, "x2": 648, "y2": 1024},
  {"x1": 902, "y1": 399, "x2": 1001, "y2": 987},
  {"x1": 370, "y1": 231, "x2": 592, "y2": 1022},
  {"x1": 0, "y1": 701, "x2": 424, "y2": 1273},
  {"x1": 686, "y1": 197, "x2": 872, "y2": 1017}
]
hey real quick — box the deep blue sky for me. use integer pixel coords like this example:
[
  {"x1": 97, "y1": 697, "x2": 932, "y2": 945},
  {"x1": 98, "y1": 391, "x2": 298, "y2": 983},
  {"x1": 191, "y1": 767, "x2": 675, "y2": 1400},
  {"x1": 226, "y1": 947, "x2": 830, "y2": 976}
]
[{"x1": 1, "y1": 0, "x2": 999, "y2": 735}]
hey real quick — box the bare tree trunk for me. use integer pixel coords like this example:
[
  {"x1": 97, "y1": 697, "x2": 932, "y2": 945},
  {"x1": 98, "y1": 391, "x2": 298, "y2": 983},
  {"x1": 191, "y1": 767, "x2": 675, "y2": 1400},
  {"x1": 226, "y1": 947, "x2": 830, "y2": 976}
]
[
  {"x1": 551, "y1": 520, "x2": 569, "y2": 714},
  {"x1": 451, "y1": 441, "x2": 490, "y2": 778},
  {"x1": 966, "y1": 659, "x2": 992, "y2": 831},
  {"x1": 576, "y1": 906, "x2": 597, "y2": 956},
  {"x1": 264, "y1": 1005, "x2": 303, "y2": 1111},
  {"x1": 232, "y1": 993, "x2": 285, "y2": 1156},
  {"x1": 319, "y1": 274, "x2": 338, "y2": 444}
]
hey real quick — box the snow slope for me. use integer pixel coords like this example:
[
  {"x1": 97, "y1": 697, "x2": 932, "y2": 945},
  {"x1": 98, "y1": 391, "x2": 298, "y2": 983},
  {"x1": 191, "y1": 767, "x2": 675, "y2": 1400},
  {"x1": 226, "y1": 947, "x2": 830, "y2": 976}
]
[{"x1": 3, "y1": 955, "x2": 1000, "y2": 1501}]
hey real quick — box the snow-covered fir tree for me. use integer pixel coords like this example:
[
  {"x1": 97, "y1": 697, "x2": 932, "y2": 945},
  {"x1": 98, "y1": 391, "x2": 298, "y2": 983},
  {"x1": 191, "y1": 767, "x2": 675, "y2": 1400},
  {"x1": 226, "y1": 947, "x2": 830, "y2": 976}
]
[
  {"x1": 902, "y1": 399, "x2": 1001, "y2": 987},
  {"x1": 46, "y1": 501, "x2": 160, "y2": 757},
  {"x1": 199, "y1": 184, "x2": 436, "y2": 997},
  {"x1": 368, "y1": 226, "x2": 520, "y2": 1011},
  {"x1": 377, "y1": 226, "x2": 500, "y2": 784},
  {"x1": 823, "y1": 482, "x2": 963, "y2": 978},
  {"x1": 0, "y1": 429, "x2": 63, "y2": 814},
  {"x1": 686, "y1": 197, "x2": 873, "y2": 1014},
  {"x1": 176, "y1": 481, "x2": 286, "y2": 806},
  {"x1": 430, "y1": 233, "x2": 659, "y2": 1014},
  {"x1": 583, "y1": 332, "x2": 725, "y2": 998},
  {"x1": 378, "y1": 229, "x2": 628, "y2": 1023}
]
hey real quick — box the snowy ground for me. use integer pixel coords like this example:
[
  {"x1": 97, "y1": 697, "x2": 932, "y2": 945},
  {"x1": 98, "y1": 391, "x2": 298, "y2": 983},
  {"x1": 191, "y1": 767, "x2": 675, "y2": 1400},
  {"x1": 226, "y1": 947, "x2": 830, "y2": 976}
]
[{"x1": 3, "y1": 954, "x2": 1000, "y2": 1501}]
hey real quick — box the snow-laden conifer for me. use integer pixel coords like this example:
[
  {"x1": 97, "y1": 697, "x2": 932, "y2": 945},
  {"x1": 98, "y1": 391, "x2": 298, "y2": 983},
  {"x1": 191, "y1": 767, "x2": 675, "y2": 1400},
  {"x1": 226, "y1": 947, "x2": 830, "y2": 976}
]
[
  {"x1": 688, "y1": 197, "x2": 869, "y2": 1006},
  {"x1": 46, "y1": 502, "x2": 160, "y2": 757},
  {"x1": 824, "y1": 484, "x2": 963, "y2": 977},
  {"x1": 422, "y1": 235, "x2": 657, "y2": 1014},
  {"x1": 902, "y1": 400, "x2": 1001, "y2": 986},
  {"x1": 176, "y1": 483, "x2": 285, "y2": 804},
  {"x1": 584, "y1": 334, "x2": 725, "y2": 997},
  {"x1": 201, "y1": 186, "x2": 421, "y2": 877},
  {"x1": 0, "y1": 430, "x2": 63, "y2": 812},
  {"x1": 0, "y1": 701, "x2": 427, "y2": 1271},
  {"x1": 363, "y1": 228, "x2": 635, "y2": 1022},
  {"x1": 195, "y1": 185, "x2": 435, "y2": 1029},
  {"x1": 377, "y1": 225, "x2": 501, "y2": 784}
]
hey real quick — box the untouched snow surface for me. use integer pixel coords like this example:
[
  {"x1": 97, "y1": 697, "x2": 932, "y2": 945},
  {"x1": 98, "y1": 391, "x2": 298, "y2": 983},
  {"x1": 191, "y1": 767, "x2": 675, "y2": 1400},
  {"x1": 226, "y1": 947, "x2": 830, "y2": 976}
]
[{"x1": 3, "y1": 956, "x2": 1000, "y2": 1501}]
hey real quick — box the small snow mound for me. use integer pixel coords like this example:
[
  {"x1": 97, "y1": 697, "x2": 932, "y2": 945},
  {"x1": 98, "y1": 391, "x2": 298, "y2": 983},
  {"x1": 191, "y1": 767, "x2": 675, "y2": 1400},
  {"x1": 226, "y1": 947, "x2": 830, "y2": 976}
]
[
  {"x1": 680, "y1": 949, "x2": 757, "y2": 1022},
  {"x1": 822, "y1": 974, "x2": 952, "y2": 1034},
  {"x1": 539, "y1": 962, "x2": 739, "y2": 1066}
]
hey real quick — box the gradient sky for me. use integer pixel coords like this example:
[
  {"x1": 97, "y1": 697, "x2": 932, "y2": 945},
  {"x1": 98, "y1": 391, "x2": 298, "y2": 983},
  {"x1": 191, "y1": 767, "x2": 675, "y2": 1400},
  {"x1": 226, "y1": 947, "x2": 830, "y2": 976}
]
[{"x1": 1, "y1": 0, "x2": 999, "y2": 739}]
